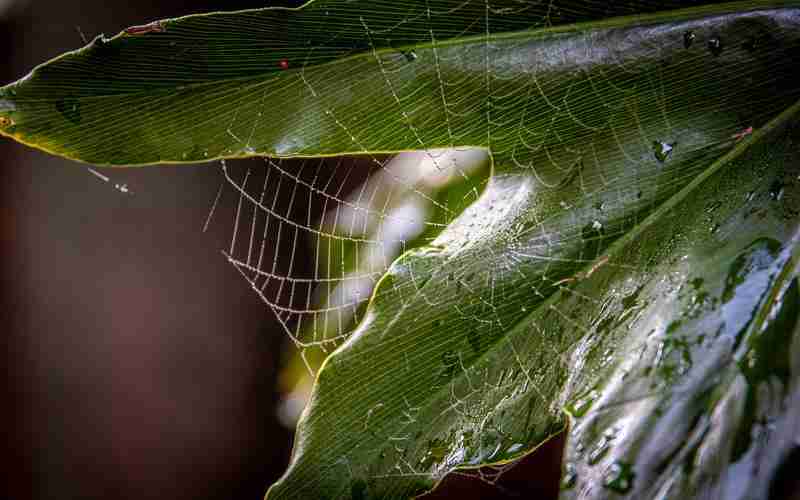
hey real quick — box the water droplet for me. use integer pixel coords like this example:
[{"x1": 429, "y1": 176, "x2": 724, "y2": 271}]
[
  {"x1": 603, "y1": 461, "x2": 635, "y2": 493},
  {"x1": 710, "y1": 223, "x2": 720, "y2": 234},
  {"x1": 683, "y1": 30, "x2": 695, "y2": 49},
  {"x1": 652, "y1": 141, "x2": 674, "y2": 163},
  {"x1": 561, "y1": 462, "x2": 577, "y2": 489},
  {"x1": 769, "y1": 179, "x2": 785, "y2": 201},
  {"x1": 403, "y1": 50, "x2": 418, "y2": 62},
  {"x1": 566, "y1": 389, "x2": 598, "y2": 418},
  {"x1": 506, "y1": 443, "x2": 524, "y2": 455},
  {"x1": 708, "y1": 36, "x2": 723, "y2": 56},
  {"x1": 592, "y1": 220, "x2": 603, "y2": 231},
  {"x1": 588, "y1": 436, "x2": 610, "y2": 464}
]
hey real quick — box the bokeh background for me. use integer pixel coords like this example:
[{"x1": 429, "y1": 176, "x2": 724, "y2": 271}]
[{"x1": 0, "y1": 1, "x2": 562, "y2": 499}]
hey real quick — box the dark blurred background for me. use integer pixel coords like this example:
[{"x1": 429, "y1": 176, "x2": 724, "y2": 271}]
[
  {"x1": 0, "y1": 2, "x2": 562, "y2": 499},
  {"x1": 0, "y1": 2, "x2": 295, "y2": 499}
]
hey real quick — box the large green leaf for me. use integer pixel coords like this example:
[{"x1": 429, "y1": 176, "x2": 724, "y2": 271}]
[
  {"x1": 0, "y1": 0, "x2": 790, "y2": 165},
  {"x1": 3, "y1": 1, "x2": 800, "y2": 499}
]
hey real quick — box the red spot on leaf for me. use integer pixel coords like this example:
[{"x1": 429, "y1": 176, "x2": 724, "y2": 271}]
[{"x1": 124, "y1": 21, "x2": 165, "y2": 35}]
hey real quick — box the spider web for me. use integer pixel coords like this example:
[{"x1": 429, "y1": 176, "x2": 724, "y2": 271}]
[
  {"x1": 211, "y1": 0, "x2": 703, "y2": 356},
  {"x1": 192, "y1": 0, "x2": 795, "y2": 493},
  {"x1": 215, "y1": 148, "x2": 489, "y2": 365}
]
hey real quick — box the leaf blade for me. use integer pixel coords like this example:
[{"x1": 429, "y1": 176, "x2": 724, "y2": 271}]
[{"x1": 1, "y1": 1, "x2": 798, "y2": 165}]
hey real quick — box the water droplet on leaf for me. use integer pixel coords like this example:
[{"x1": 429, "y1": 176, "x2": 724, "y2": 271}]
[
  {"x1": 506, "y1": 443, "x2": 524, "y2": 455},
  {"x1": 603, "y1": 461, "x2": 635, "y2": 493},
  {"x1": 769, "y1": 180, "x2": 785, "y2": 201},
  {"x1": 561, "y1": 462, "x2": 577, "y2": 489},
  {"x1": 652, "y1": 141, "x2": 674, "y2": 163},
  {"x1": 708, "y1": 36, "x2": 723, "y2": 56},
  {"x1": 683, "y1": 30, "x2": 695, "y2": 48},
  {"x1": 403, "y1": 50, "x2": 418, "y2": 62},
  {"x1": 588, "y1": 435, "x2": 611, "y2": 464},
  {"x1": 566, "y1": 389, "x2": 598, "y2": 418}
]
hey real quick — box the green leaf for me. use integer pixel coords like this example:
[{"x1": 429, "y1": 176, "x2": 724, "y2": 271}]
[
  {"x1": 272, "y1": 109, "x2": 800, "y2": 498},
  {"x1": 0, "y1": 0, "x2": 792, "y2": 165},
  {"x1": 3, "y1": 1, "x2": 800, "y2": 499},
  {"x1": 263, "y1": 3, "x2": 800, "y2": 499}
]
